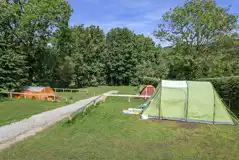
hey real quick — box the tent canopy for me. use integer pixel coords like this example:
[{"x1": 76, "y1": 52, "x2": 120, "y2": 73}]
[
  {"x1": 141, "y1": 80, "x2": 236, "y2": 125},
  {"x1": 139, "y1": 85, "x2": 155, "y2": 97}
]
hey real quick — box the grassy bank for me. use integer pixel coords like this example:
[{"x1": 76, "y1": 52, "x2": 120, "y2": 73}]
[
  {"x1": 0, "y1": 86, "x2": 135, "y2": 126},
  {"x1": 0, "y1": 88, "x2": 238, "y2": 159}
]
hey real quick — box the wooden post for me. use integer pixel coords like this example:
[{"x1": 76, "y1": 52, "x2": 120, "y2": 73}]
[
  {"x1": 128, "y1": 97, "x2": 131, "y2": 103},
  {"x1": 10, "y1": 92, "x2": 13, "y2": 98},
  {"x1": 63, "y1": 89, "x2": 65, "y2": 92},
  {"x1": 24, "y1": 93, "x2": 26, "y2": 99},
  {"x1": 54, "y1": 95, "x2": 56, "y2": 101},
  {"x1": 103, "y1": 96, "x2": 106, "y2": 102}
]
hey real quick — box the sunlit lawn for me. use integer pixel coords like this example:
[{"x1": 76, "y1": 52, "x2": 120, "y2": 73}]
[
  {"x1": 0, "y1": 86, "x2": 239, "y2": 160},
  {"x1": 0, "y1": 86, "x2": 135, "y2": 126}
]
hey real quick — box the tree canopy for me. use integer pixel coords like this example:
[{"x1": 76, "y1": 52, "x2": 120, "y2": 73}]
[{"x1": 0, "y1": 0, "x2": 238, "y2": 90}]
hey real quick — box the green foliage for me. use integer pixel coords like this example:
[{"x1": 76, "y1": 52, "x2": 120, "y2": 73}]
[
  {"x1": 66, "y1": 103, "x2": 100, "y2": 125},
  {"x1": 0, "y1": 0, "x2": 72, "y2": 90},
  {"x1": 0, "y1": 0, "x2": 238, "y2": 91},
  {"x1": 52, "y1": 27, "x2": 74, "y2": 88},
  {"x1": 140, "y1": 77, "x2": 160, "y2": 87},
  {"x1": 199, "y1": 76, "x2": 239, "y2": 113},
  {"x1": 105, "y1": 28, "x2": 159, "y2": 86},
  {"x1": 155, "y1": 0, "x2": 239, "y2": 80},
  {"x1": 72, "y1": 25, "x2": 107, "y2": 87},
  {"x1": 155, "y1": 0, "x2": 238, "y2": 48},
  {"x1": 105, "y1": 28, "x2": 138, "y2": 85}
]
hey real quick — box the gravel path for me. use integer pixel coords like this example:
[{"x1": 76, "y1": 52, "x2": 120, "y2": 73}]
[{"x1": 0, "y1": 91, "x2": 117, "y2": 150}]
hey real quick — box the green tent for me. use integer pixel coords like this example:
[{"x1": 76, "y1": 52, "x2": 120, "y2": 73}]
[{"x1": 141, "y1": 80, "x2": 237, "y2": 125}]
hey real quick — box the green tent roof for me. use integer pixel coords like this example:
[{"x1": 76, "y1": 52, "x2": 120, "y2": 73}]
[{"x1": 141, "y1": 80, "x2": 236, "y2": 125}]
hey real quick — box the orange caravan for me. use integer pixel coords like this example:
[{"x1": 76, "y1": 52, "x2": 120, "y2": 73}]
[{"x1": 15, "y1": 86, "x2": 56, "y2": 101}]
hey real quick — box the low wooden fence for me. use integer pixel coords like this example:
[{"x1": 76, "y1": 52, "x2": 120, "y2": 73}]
[
  {"x1": 103, "y1": 93, "x2": 150, "y2": 102},
  {"x1": 0, "y1": 92, "x2": 68, "y2": 102},
  {"x1": 53, "y1": 88, "x2": 88, "y2": 94}
]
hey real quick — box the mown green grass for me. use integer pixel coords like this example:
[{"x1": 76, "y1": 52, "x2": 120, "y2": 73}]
[
  {"x1": 1, "y1": 87, "x2": 239, "y2": 160},
  {"x1": 0, "y1": 86, "x2": 133, "y2": 126}
]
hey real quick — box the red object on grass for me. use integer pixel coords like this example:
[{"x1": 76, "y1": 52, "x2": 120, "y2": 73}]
[{"x1": 139, "y1": 85, "x2": 155, "y2": 98}]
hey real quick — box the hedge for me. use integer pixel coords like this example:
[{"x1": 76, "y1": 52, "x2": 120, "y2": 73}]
[
  {"x1": 140, "y1": 77, "x2": 160, "y2": 87},
  {"x1": 199, "y1": 76, "x2": 239, "y2": 115}
]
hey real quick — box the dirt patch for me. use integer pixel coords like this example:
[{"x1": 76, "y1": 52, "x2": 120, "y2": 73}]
[
  {"x1": 175, "y1": 121, "x2": 198, "y2": 129},
  {"x1": 151, "y1": 119, "x2": 169, "y2": 124},
  {"x1": 151, "y1": 119, "x2": 198, "y2": 129}
]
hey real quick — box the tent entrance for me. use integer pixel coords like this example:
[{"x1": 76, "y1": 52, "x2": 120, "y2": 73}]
[{"x1": 160, "y1": 87, "x2": 187, "y2": 121}]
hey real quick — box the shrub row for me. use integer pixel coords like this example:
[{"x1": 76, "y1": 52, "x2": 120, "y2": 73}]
[{"x1": 140, "y1": 77, "x2": 160, "y2": 87}]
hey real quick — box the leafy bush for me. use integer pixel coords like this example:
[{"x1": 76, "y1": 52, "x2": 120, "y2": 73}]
[
  {"x1": 140, "y1": 77, "x2": 160, "y2": 87},
  {"x1": 199, "y1": 76, "x2": 239, "y2": 114}
]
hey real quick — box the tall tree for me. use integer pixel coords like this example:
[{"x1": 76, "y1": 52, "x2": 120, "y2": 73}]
[
  {"x1": 0, "y1": 0, "x2": 28, "y2": 90},
  {"x1": 72, "y1": 25, "x2": 107, "y2": 87},
  {"x1": 12, "y1": 0, "x2": 71, "y2": 84},
  {"x1": 106, "y1": 28, "x2": 139, "y2": 85},
  {"x1": 0, "y1": 0, "x2": 72, "y2": 89},
  {"x1": 155, "y1": 0, "x2": 238, "y2": 51},
  {"x1": 134, "y1": 35, "x2": 168, "y2": 79},
  {"x1": 154, "y1": 0, "x2": 238, "y2": 79}
]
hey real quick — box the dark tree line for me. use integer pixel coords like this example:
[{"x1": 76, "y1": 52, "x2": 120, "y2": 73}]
[{"x1": 0, "y1": 0, "x2": 238, "y2": 90}]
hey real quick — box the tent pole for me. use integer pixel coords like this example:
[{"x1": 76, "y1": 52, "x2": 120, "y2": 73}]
[
  {"x1": 158, "y1": 81, "x2": 162, "y2": 120},
  {"x1": 145, "y1": 87, "x2": 148, "y2": 100},
  {"x1": 185, "y1": 81, "x2": 189, "y2": 122},
  {"x1": 212, "y1": 84, "x2": 216, "y2": 124}
]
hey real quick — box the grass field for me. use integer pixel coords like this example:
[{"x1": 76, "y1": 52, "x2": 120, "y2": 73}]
[
  {"x1": 0, "y1": 86, "x2": 133, "y2": 126},
  {"x1": 0, "y1": 86, "x2": 239, "y2": 160}
]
